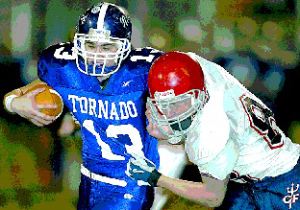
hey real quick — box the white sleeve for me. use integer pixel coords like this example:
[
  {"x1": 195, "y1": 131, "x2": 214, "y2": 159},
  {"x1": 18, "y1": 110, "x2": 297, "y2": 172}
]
[
  {"x1": 179, "y1": 55, "x2": 240, "y2": 180},
  {"x1": 185, "y1": 81, "x2": 239, "y2": 180},
  {"x1": 197, "y1": 139, "x2": 239, "y2": 180},
  {"x1": 186, "y1": 82, "x2": 230, "y2": 162},
  {"x1": 190, "y1": 109, "x2": 239, "y2": 180}
]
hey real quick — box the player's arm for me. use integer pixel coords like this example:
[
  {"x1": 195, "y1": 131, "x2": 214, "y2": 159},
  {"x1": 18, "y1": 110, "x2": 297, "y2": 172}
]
[
  {"x1": 4, "y1": 79, "x2": 45, "y2": 112},
  {"x1": 157, "y1": 173, "x2": 228, "y2": 207},
  {"x1": 126, "y1": 154, "x2": 228, "y2": 208},
  {"x1": 155, "y1": 138, "x2": 236, "y2": 207},
  {"x1": 3, "y1": 79, "x2": 57, "y2": 126},
  {"x1": 57, "y1": 112, "x2": 80, "y2": 137}
]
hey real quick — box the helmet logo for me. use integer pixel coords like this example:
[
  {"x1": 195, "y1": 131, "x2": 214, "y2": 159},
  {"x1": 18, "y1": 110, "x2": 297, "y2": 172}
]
[
  {"x1": 91, "y1": 6, "x2": 101, "y2": 14},
  {"x1": 154, "y1": 89, "x2": 175, "y2": 100},
  {"x1": 90, "y1": 28, "x2": 111, "y2": 39},
  {"x1": 120, "y1": 15, "x2": 129, "y2": 28}
]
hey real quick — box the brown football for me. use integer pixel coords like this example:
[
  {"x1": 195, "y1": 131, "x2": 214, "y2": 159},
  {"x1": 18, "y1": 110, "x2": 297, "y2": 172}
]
[{"x1": 25, "y1": 83, "x2": 64, "y2": 118}]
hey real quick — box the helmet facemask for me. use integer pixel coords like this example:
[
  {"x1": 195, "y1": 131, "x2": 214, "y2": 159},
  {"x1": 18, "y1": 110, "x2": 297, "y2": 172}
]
[
  {"x1": 148, "y1": 89, "x2": 209, "y2": 140},
  {"x1": 74, "y1": 29, "x2": 131, "y2": 76}
]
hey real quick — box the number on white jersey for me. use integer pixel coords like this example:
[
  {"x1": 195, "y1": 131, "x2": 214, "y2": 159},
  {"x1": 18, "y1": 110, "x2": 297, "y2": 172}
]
[{"x1": 240, "y1": 94, "x2": 284, "y2": 149}]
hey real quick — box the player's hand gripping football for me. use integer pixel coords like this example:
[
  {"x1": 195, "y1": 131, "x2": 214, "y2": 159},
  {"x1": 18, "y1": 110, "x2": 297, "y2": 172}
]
[
  {"x1": 126, "y1": 153, "x2": 161, "y2": 187},
  {"x1": 11, "y1": 87, "x2": 57, "y2": 127}
]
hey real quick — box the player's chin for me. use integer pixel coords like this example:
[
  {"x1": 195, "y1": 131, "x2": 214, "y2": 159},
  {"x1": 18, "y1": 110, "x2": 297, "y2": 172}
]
[
  {"x1": 87, "y1": 60, "x2": 116, "y2": 67},
  {"x1": 86, "y1": 61, "x2": 104, "y2": 67}
]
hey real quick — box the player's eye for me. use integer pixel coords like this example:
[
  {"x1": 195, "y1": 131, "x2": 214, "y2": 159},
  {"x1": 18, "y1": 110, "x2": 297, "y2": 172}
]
[
  {"x1": 84, "y1": 41, "x2": 97, "y2": 50},
  {"x1": 100, "y1": 44, "x2": 118, "y2": 52},
  {"x1": 101, "y1": 46, "x2": 111, "y2": 51},
  {"x1": 85, "y1": 42, "x2": 97, "y2": 49}
]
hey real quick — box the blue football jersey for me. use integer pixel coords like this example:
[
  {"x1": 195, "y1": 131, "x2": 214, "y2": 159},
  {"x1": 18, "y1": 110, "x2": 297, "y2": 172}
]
[{"x1": 37, "y1": 42, "x2": 162, "y2": 180}]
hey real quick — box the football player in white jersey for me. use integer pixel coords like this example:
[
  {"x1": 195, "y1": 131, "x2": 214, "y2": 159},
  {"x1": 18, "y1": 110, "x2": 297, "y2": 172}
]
[{"x1": 126, "y1": 51, "x2": 300, "y2": 209}]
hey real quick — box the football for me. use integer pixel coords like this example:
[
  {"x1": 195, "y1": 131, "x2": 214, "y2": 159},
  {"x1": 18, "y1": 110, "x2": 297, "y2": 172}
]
[{"x1": 25, "y1": 83, "x2": 64, "y2": 118}]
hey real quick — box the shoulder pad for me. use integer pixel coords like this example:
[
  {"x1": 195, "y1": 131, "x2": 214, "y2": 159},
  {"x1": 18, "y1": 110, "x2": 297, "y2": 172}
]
[
  {"x1": 186, "y1": 93, "x2": 230, "y2": 165},
  {"x1": 131, "y1": 47, "x2": 163, "y2": 57},
  {"x1": 39, "y1": 42, "x2": 75, "y2": 68},
  {"x1": 124, "y1": 47, "x2": 163, "y2": 75},
  {"x1": 38, "y1": 42, "x2": 81, "y2": 87}
]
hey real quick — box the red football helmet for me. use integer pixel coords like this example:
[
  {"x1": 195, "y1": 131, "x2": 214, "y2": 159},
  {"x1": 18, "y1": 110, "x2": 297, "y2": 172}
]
[{"x1": 147, "y1": 51, "x2": 209, "y2": 139}]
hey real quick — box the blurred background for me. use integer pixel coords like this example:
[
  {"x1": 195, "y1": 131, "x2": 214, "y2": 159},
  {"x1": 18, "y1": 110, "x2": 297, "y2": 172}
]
[{"x1": 0, "y1": 0, "x2": 300, "y2": 209}]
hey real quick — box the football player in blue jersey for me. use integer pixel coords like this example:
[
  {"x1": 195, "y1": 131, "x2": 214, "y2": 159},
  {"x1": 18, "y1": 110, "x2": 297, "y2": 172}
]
[{"x1": 4, "y1": 2, "x2": 162, "y2": 209}]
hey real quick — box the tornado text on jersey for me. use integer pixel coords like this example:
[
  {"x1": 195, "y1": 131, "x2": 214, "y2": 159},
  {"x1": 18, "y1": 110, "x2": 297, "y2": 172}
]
[{"x1": 68, "y1": 94, "x2": 138, "y2": 120}]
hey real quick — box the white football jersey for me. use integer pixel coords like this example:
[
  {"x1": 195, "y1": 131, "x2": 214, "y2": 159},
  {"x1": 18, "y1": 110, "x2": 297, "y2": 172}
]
[{"x1": 185, "y1": 53, "x2": 300, "y2": 182}]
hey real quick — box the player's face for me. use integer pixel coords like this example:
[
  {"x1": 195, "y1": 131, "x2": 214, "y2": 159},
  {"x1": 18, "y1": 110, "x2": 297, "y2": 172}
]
[
  {"x1": 158, "y1": 96, "x2": 192, "y2": 119},
  {"x1": 149, "y1": 94, "x2": 197, "y2": 139},
  {"x1": 149, "y1": 89, "x2": 208, "y2": 139},
  {"x1": 84, "y1": 41, "x2": 120, "y2": 67}
]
